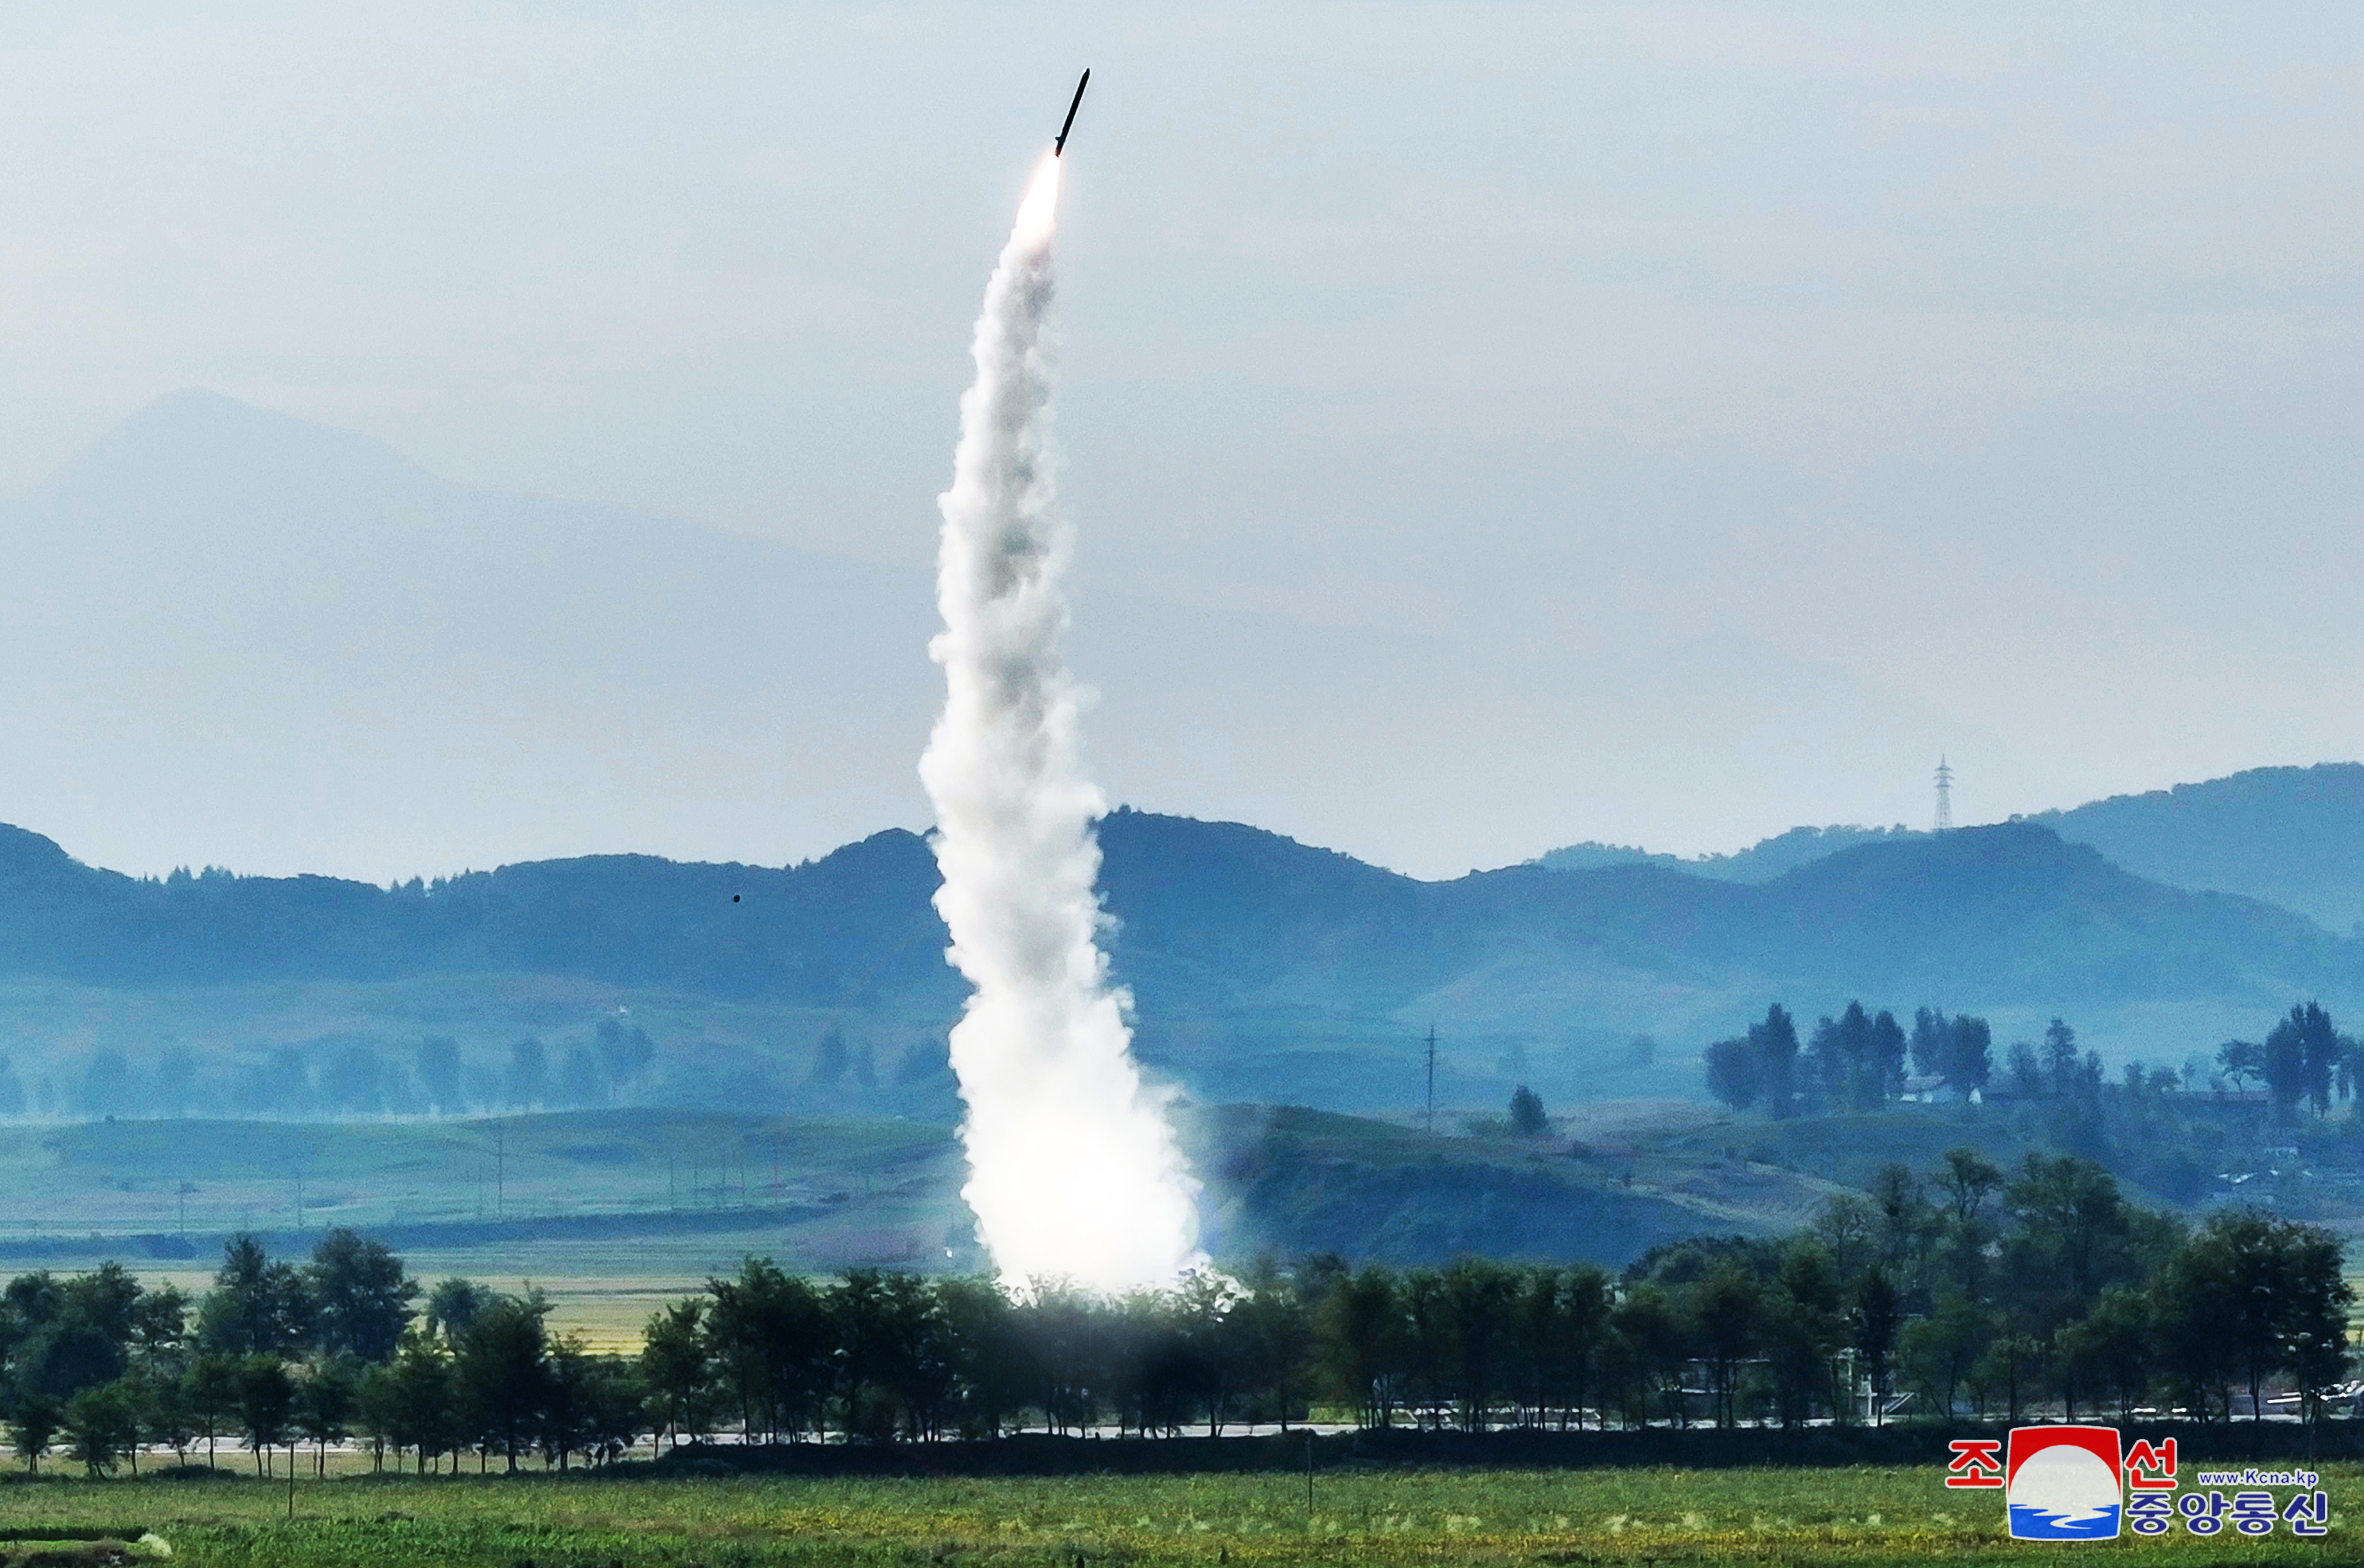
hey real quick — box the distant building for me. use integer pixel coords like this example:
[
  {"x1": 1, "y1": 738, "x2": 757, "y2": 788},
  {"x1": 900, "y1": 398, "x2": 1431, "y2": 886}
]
[{"x1": 1898, "y1": 1074, "x2": 1972, "y2": 1106}]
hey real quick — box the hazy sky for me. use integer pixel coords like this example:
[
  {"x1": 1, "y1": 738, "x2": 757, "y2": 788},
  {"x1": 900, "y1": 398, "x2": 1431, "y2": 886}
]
[{"x1": 2, "y1": 3, "x2": 2361, "y2": 876}]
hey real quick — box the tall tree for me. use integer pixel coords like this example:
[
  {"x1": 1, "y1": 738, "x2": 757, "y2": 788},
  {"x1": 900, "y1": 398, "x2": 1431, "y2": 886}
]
[
  {"x1": 1868, "y1": 1009, "x2": 1908, "y2": 1105},
  {"x1": 1910, "y1": 1008, "x2": 1949, "y2": 1078},
  {"x1": 1761, "y1": 1240, "x2": 1843, "y2": 1428},
  {"x1": 595, "y1": 1018, "x2": 657, "y2": 1090},
  {"x1": 1869, "y1": 1164, "x2": 1936, "y2": 1293},
  {"x1": 1703, "y1": 1036, "x2": 1758, "y2": 1111},
  {"x1": 1933, "y1": 1147, "x2": 2003, "y2": 1300},
  {"x1": 137, "y1": 1371, "x2": 197, "y2": 1467},
  {"x1": 2279, "y1": 1219, "x2": 2356, "y2": 1423},
  {"x1": 503, "y1": 1037, "x2": 549, "y2": 1109},
  {"x1": 640, "y1": 1299, "x2": 712, "y2": 1449},
  {"x1": 1607, "y1": 1283, "x2": 1687, "y2": 1428},
  {"x1": 1751, "y1": 1005, "x2": 1800, "y2": 1121},
  {"x1": 424, "y1": 1277, "x2": 491, "y2": 1342},
  {"x1": 935, "y1": 1276, "x2": 1025, "y2": 1440},
  {"x1": 296, "y1": 1359, "x2": 360, "y2": 1477},
  {"x1": 1691, "y1": 1266, "x2": 1757, "y2": 1428},
  {"x1": 129, "y1": 1285, "x2": 189, "y2": 1379},
  {"x1": 60, "y1": 1382, "x2": 136, "y2": 1477},
  {"x1": 1508, "y1": 1268, "x2": 1565, "y2": 1430},
  {"x1": 365, "y1": 1340, "x2": 459, "y2": 1474},
  {"x1": 1555, "y1": 1264, "x2": 1610, "y2": 1431},
  {"x1": 2265, "y1": 1001, "x2": 2341, "y2": 1118},
  {"x1": 184, "y1": 1355, "x2": 242, "y2": 1469},
  {"x1": 415, "y1": 1036, "x2": 464, "y2": 1114},
  {"x1": 1945, "y1": 1015, "x2": 1994, "y2": 1092},
  {"x1": 1315, "y1": 1266, "x2": 1404, "y2": 1430},
  {"x1": 2217, "y1": 1038, "x2": 2264, "y2": 1092},
  {"x1": 236, "y1": 1355, "x2": 296, "y2": 1476},
  {"x1": 7, "y1": 1395, "x2": 59, "y2": 1473},
  {"x1": 457, "y1": 1292, "x2": 553, "y2": 1472},
  {"x1": 1898, "y1": 1288, "x2": 1991, "y2": 1420},
  {"x1": 1805, "y1": 1006, "x2": 1867, "y2": 1113},
  {"x1": 197, "y1": 1235, "x2": 311, "y2": 1356},
  {"x1": 1441, "y1": 1259, "x2": 1515, "y2": 1432},
  {"x1": 2041, "y1": 1020, "x2": 2080, "y2": 1097},
  {"x1": 1812, "y1": 1194, "x2": 1877, "y2": 1286},
  {"x1": 2002, "y1": 1155, "x2": 2136, "y2": 1322},
  {"x1": 306, "y1": 1229, "x2": 419, "y2": 1362},
  {"x1": 1851, "y1": 1270, "x2": 1902, "y2": 1426}
]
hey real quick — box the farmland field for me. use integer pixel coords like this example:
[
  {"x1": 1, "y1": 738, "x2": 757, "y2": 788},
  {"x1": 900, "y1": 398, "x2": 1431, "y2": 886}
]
[
  {"x1": 0, "y1": 1464, "x2": 2353, "y2": 1566},
  {"x1": 0, "y1": 1100, "x2": 1876, "y2": 1345}
]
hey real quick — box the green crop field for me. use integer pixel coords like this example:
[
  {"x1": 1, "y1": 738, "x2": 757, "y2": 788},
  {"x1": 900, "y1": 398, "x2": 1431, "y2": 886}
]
[{"x1": 0, "y1": 1465, "x2": 2353, "y2": 1566}]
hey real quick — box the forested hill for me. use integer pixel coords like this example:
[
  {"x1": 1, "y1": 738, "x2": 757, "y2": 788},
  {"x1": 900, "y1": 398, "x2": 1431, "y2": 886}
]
[
  {"x1": 2030, "y1": 763, "x2": 2364, "y2": 938},
  {"x1": 1535, "y1": 824, "x2": 1918, "y2": 882},
  {"x1": 1539, "y1": 763, "x2": 2364, "y2": 941},
  {"x1": 0, "y1": 810, "x2": 2354, "y2": 1028}
]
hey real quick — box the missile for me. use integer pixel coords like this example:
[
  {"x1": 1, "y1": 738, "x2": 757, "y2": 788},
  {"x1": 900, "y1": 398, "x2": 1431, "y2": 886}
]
[{"x1": 1054, "y1": 68, "x2": 1090, "y2": 156}]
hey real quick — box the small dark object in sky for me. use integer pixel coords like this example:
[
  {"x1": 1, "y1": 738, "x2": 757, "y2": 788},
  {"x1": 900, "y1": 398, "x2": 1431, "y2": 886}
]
[
  {"x1": 1054, "y1": 68, "x2": 1090, "y2": 156},
  {"x1": 731, "y1": 895, "x2": 740, "y2": 903}
]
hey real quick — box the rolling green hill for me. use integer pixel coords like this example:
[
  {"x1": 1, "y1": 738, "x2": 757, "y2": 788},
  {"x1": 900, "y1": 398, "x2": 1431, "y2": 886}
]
[
  {"x1": 0, "y1": 809, "x2": 2357, "y2": 1119},
  {"x1": 1542, "y1": 763, "x2": 2364, "y2": 940},
  {"x1": 2030, "y1": 763, "x2": 2364, "y2": 938}
]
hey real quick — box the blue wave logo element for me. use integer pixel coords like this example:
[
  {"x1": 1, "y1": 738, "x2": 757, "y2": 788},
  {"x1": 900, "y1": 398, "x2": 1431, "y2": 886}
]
[{"x1": 2009, "y1": 1503, "x2": 2121, "y2": 1541}]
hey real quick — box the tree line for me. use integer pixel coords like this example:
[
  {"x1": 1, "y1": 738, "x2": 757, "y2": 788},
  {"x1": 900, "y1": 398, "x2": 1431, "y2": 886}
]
[
  {"x1": 5, "y1": 1150, "x2": 2350, "y2": 1476},
  {"x1": 2215, "y1": 1002, "x2": 2363, "y2": 1121},
  {"x1": 5, "y1": 1018, "x2": 930, "y2": 1123},
  {"x1": 0, "y1": 1228, "x2": 640, "y2": 1476},
  {"x1": 3, "y1": 1018, "x2": 664, "y2": 1121},
  {"x1": 1707, "y1": 998, "x2": 2364, "y2": 1128},
  {"x1": 1704, "y1": 1002, "x2": 1995, "y2": 1116},
  {"x1": 646, "y1": 1154, "x2": 2348, "y2": 1441}
]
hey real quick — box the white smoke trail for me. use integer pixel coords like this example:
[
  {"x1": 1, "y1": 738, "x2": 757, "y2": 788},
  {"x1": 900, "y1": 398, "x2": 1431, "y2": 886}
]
[{"x1": 919, "y1": 154, "x2": 1203, "y2": 1296}]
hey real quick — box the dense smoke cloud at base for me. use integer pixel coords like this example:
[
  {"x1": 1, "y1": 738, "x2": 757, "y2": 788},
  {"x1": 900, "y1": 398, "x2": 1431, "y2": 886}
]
[{"x1": 919, "y1": 156, "x2": 1204, "y2": 1296}]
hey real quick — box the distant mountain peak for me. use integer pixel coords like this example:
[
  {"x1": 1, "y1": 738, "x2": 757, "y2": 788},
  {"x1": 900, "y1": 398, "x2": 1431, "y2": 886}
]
[{"x1": 38, "y1": 388, "x2": 434, "y2": 513}]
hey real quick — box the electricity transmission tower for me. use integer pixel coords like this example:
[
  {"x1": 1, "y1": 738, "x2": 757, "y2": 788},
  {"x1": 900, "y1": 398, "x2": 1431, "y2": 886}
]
[
  {"x1": 1423, "y1": 1025, "x2": 1438, "y2": 1135},
  {"x1": 1934, "y1": 756, "x2": 1954, "y2": 833}
]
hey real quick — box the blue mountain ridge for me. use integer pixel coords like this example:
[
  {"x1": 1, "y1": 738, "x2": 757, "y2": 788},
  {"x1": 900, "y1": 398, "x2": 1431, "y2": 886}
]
[{"x1": 0, "y1": 809, "x2": 2350, "y2": 1028}]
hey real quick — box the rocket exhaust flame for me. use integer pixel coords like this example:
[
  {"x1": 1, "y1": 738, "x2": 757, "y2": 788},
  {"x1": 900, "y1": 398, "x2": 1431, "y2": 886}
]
[{"x1": 919, "y1": 148, "x2": 1204, "y2": 1296}]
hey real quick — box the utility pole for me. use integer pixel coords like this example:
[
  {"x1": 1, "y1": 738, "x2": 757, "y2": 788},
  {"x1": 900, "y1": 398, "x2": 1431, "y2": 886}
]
[
  {"x1": 1424, "y1": 1025, "x2": 1438, "y2": 1136},
  {"x1": 1934, "y1": 756, "x2": 1954, "y2": 833},
  {"x1": 494, "y1": 1121, "x2": 505, "y2": 1221}
]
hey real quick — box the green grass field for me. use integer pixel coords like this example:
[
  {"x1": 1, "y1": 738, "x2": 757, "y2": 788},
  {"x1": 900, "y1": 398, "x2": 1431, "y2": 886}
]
[{"x1": 0, "y1": 1465, "x2": 2352, "y2": 1566}]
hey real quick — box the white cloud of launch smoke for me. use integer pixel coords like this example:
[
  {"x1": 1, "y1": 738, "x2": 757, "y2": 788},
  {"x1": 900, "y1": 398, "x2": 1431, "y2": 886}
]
[{"x1": 919, "y1": 155, "x2": 1204, "y2": 1296}]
